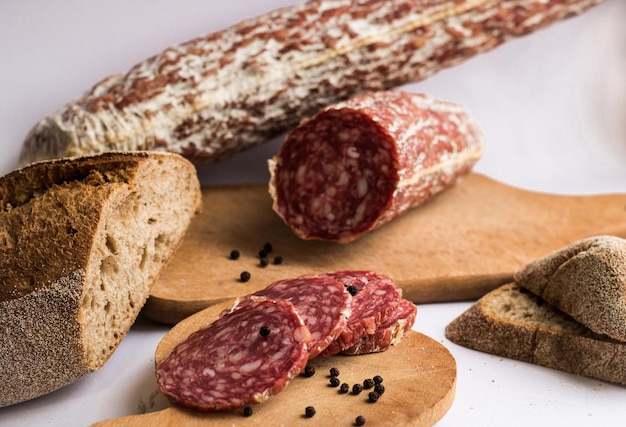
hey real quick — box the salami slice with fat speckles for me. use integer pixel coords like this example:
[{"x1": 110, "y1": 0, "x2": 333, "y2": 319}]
[
  {"x1": 226, "y1": 275, "x2": 353, "y2": 359},
  {"x1": 269, "y1": 90, "x2": 485, "y2": 243},
  {"x1": 342, "y1": 298, "x2": 417, "y2": 355},
  {"x1": 318, "y1": 271, "x2": 402, "y2": 357},
  {"x1": 156, "y1": 299, "x2": 311, "y2": 412}
]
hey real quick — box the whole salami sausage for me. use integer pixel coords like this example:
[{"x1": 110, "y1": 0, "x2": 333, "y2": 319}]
[
  {"x1": 20, "y1": 0, "x2": 600, "y2": 165},
  {"x1": 226, "y1": 275, "x2": 353, "y2": 359},
  {"x1": 269, "y1": 90, "x2": 485, "y2": 243},
  {"x1": 156, "y1": 299, "x2": 311, "y2": 412},
  {"x1": 318, "y1": 271, "x2": 403, "y2": 357},
  {"x1": 342, "y1": 298, "x2": 417, "y2": 355}
]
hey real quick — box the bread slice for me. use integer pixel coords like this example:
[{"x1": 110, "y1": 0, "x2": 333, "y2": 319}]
[
  {"x1": 445, "y1": 283, "x2": 626, "y2": 385},
  {"x1": 0, "y1": 152, "x2": 201, "y2": 407},
  {"x1": 514, "y1": 235, "x2": 626, "y2": 341}
]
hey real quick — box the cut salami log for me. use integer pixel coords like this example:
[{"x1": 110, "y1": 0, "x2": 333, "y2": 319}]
[
  {"x1": 269, "y1": 90, "x2": 485, "y2": 243},
  {"x1": 226, "y1": 275, "x2": 353, "y2": 359},
  {"x1": 20, "y1": 0, "x2": 601, "y2": 165},
  {"x1": 318, "y1": 271, "x2": 403, "y2": 357},
  {"x1": 342, "y1": 298, "x2": 417, "y2": 355},
  {"x1": 155, "y1": 299, "x2": 311, "y2": 412}
]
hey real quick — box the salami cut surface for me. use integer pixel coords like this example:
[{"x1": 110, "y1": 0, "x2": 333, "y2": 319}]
[
  {"x1": 227, "y1": 275, "x2": 353, "y2": 359},
  {"x1": 269, "y1": 90, "x2": 485, "y2": 243},
  {"x1": 319, "y1": 271, "x2": 403, "y2": 356},
  {"x1": 156, "y1": 299, "x2": 310, "y2": 412},
  {"x1": 342, "y1": 298, "x2": 417, "y2": 355}
]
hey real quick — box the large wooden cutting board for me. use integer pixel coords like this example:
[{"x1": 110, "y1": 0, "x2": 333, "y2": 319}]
[
  {"x1": 92, "y1": 300, "x2": 456, "y2": 427},
  {"x1": 144, "y1": 173, "x2": 626, "y2": 324}
]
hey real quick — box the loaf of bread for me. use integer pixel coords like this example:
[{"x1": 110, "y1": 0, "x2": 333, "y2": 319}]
[
  {"x1": 445, "y1": 283, "x2": 626, "y2": 385},
  {"x1": 514, "y1": 235, "x2": 626, "y2": 341},
  {"x1": 0, "y1": 152, "x2": 202, "y2": 407}
]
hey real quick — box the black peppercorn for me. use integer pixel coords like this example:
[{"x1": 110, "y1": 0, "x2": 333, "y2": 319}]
[
  {"x1": 355, "y1": 415, "x2": 366, "y2": 426},
  {"x1": 374, "y1": 383, "x2": 385, "y2": 395},
  {"x1": 363, "y1": 378, "x2": 374, "y2": 389},
  {"x1": 259, "y1": 325, "x2": 270, "y2": 337},
  {"x1": 263, "y1": 242, "x2": 273, "y2": 253},
  {"x1": 329, "y1": 367, "x2": 340, "y2": 377},
  {"x1": 229, "y1": 249, "x2": 240, "y2": 260},
  {"x1": 302, "y1": 365, "x2": 316, "y2": 377},
  {"x1": 329, "y1": 377, "x2": 340, "y2": 387},
  {"x1": 346, "y1": 285, "x2": 358, "y2": 296},
  {"x1": 258, "y1": 249, "x2": 268, "y2": 258},
  {"x1": 273, "y1": 256, "x2": 283, "y2": 265},
  {"x1": 352, "y1": 384, "x2": 363, "y2": 395},
  {"x1": 368, "y1": 391, "x2": 380, "y2": 403},
  {"x1": 339, "y1": 383, "x2": 349, "y2": 394},
  {"x1": 305, "y1": 406, "x2": 316, "y2": 418},
  {"x1": 240, "y1": 271, "x2": 251, "y2": 282},
  {"x1": 242, "y1": 406, "x2": 253, "y2": 417},
  {"x1": 259, "y1": 257, "x2": 269, "y2": 267},
  {"x1": 373, "y1": 375, "x2": 383, "y2": 384}
]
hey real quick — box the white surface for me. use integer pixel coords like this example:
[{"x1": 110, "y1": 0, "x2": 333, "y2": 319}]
[{"x1": 0, "y1": 1, "x2": 625, "y2": 426}]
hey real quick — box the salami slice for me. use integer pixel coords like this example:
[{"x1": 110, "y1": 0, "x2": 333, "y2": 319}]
[
  {"x1": 269, "y1": 90, "x2": 485, "y2": 243},
  {"x1": 318, "y1": 271, "x2": 402, "y2": 357},
  {"x1": 342, "y1": 298, "x2": 417, "y2": 355},
  {"x1": 156, "y1": 299, "x2": 311, "y2": 412},
  {"x1": 227, "y1": 275, "x2": 353, "y2": 359}
]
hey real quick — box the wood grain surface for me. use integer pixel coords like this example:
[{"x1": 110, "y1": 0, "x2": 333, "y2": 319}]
[
  {"x1": 92, "y1": 300, "x2": 456, "y2": 427},
  {"x1": 144, "y1": 173, "x2": 626, "y2": 324}
]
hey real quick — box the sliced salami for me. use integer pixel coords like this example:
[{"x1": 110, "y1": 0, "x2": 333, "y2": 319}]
[
  {"x1": 342, "y1": 298, "x2": 417, "y2": 355},
  {"x1": 226, "y1": 275, "x2": 353, "y2": 359},
  {"x1": 318, "y1": 271, "x2": 402, "y2": 357},
  {"x1": 156, "y1": 299, "x2": 311, "y2": 412},
  {"x1": 269, "y1": 90, "x2": 485, "y2": 243}
]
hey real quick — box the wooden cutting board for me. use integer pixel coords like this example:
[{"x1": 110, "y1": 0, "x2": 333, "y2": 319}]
[
  {"x1": 143, "y1": 173, "x2": 626, "y2": 324},
  {"x1": 92, "y1": 300, "x2": 456, "y2": 427}
]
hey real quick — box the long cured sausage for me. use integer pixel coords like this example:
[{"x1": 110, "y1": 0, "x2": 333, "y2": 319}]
[
  {"x1": 20, "y1": 0, "x2": 601, "y2": 165},
  {"x1": 269, "y1": 90, "x2": 485, "y2": 243}
]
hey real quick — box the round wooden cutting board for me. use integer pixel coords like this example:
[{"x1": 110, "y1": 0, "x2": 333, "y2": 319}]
[{"x1": 92, "y1": 300, "x2": 457, "y2": 427}]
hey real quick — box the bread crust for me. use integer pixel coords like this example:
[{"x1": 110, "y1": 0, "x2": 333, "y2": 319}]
[
  {"x1": 445, "y1": 283, "x2": 626, "y2": 385},
  {"x1": 514, "y1": 236, "x2": 626, "y2": 341},
  {"x1": 0, "y1": 152, "x2": 201, "y2": 407}
]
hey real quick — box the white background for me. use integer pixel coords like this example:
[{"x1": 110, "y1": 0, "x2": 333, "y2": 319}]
[{"x1": 0, "y1": 1, "x2": 625, "y2": 426}]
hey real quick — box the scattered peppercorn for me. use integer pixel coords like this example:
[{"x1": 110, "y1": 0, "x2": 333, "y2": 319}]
[
  {"x1": 352, "y1": 384, "x2": 363, "y2": 395},
  {"x1": 355, "y1": 415, "x2": 366, "y2": 426},
  {"x1": 329, "y1": 377, "x2": 340, "y2": 387},
  {"x1": 273, "y1": 256, "x2": 283, "y2": 265},
  {"x1": 263, "y1": 242, "x2": 273, "y2": 253},
  {"x1": 302, "y1": 365, "x2": 316, "y2": 378},
  {"x1": 329, "y1": 367, "x2": 340, "y2": 377},
  {"x1": 346, "y1": 285, "x2": 358, "y2": 296},
  {"x1": 240, "y1": 271, "x2": 251, "y2": 282},
  {"x1": 339, "y1": 383, "x2": 349, "y2": 394},
  {"x1": 368, "y1": 391, "x2": 380, "y2": 403},
  {"x1": 259, "y1": 257, "x2": 269, "y2": 267},
  {"x1": 304, "y1": 406, "x2": 316, "y2": 418},
  {"x1": 229, "y1": 249, "x2": 240, "y2": 260},
  {"x1": 363, "y1": 378, "x2": 375, "y2": 389},
  {"x1": 374, "y1": 383, "x2": 385, "y2": 395},
  {"x1": 258, "y1": 249, "x2": 268, "y2": 258},
  {"x1": 373, "y1": 375, "x2": 383, "y2": 384},
  {"x1": 242, "y1": 406, "x2": 253, "y2": 417},
  {"x1": 259, "y1": 325, "x2": 270, "y2": 337}
]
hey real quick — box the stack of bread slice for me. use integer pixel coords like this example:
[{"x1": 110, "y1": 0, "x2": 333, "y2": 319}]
[{"x1": 445, "y1": 235, "x2": 626, "y2": 385}]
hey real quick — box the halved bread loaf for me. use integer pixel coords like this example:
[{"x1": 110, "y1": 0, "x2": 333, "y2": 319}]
[
  {"x1": 514, "y1": 235, "x2": 626, "y2": 341},
  {"x1": 445, "y1": 283, "x2": 626, "y2": 385},
  {"x1": 0, "y1": 152, "x2": 201, "y2": 407}
]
